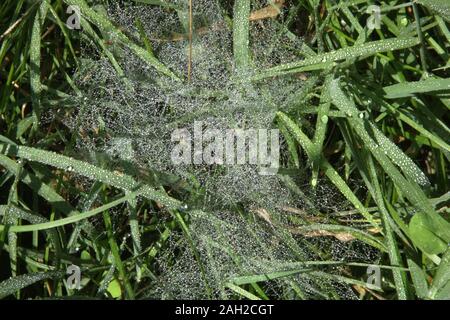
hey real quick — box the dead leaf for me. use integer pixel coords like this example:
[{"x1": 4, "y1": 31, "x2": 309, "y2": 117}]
[
  {"x1": 252, "y1": 207, "x2": 273, "y2": 225},
  {"x1": 249, "y1": 0, "x2": 285, "y2": 21},
  {"x1": 288, "y1": 227, "x2": 356, "y2": 242}
]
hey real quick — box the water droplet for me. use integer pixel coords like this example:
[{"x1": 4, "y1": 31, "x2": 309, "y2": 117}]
[{"x1": 321, "y1": 115, "x2": 328, "y2": 123}]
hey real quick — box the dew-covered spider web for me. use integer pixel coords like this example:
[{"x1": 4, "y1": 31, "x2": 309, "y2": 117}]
[{"x1": 53, "y1": 0, "x2": 381, "y2": 299}]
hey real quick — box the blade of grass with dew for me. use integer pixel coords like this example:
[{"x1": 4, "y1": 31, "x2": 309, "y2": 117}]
[
  {"x1": 367, "y1": 153, "x2": 409, "y2": 299},
  {"x1": 0, "y1": 154, "x2": 89, "y2": 223},
  {"x1": 370, "y1": 122, "x2": 430, "y2": 186},
  {"x1": 102, "y1": 206, "x2": 135, "y2": 299},
  {"x1": 329, "y1": 79, "x2": 450, "y2": 254},
  {"x1": 229, "y1": 268, "x2": 313, "y2": 286},
  {"x1": 0, "y1": 191, "x2": 139, "y2": 233},
  {"x1": 416, "y1": 0, "x2": 450, "y2": 22},
  {"x1": 5, "y1": 160, "x2": 23, "y2": 283},
  {"x1": 132, "y1": 0, "x2": 182, "y2": 10},
  {"x1": 253, "y1": 37, "x2": 420, "y2": 80},
  {"x1": 225, "y1": 283, "x2": 262, "y2": 300},
  {"x1": 383, "y1": 77, "x2": 450, "y2": 98},
  {"x1": 29, "y1": 1, "x2": 49, "y2": 132},
  {"x1": 62, "y1": 0, "x2": 179, "y2": 80},
  {"x1": 0, "y1": 205, "x2": 62, "y2": 265},
  {"x1": 233, "y1": 0, "x2": 251, "y2": 72},
  {"x1": 407, "y1": 259, "x2": 429, "y2": 299},
  {"x1": 329, "y1": 79, "x2": 434, "y2": 212},
  {"x1": 0, "y1": 143, "x2": 181, "y2": 209},
  {"x1": 276, "y1": 112, "x2": 379, "y2": 229},
  {"x1": 428, "y1": 249, "x2": 450, "y2": 299},
  {"x1": 311, "y1": 74, "x2": 333, "y2": 187},
  {"x1": 0, "y1": 270, "x2": 64, "y2": 299},
  {"x1": 127, "y1": 193, "x2": 142, "y2": 282}
]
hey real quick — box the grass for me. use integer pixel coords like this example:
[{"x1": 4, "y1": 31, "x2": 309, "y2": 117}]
[{"x1": 0, "y1": 0, "x2": 449, "y2": 300}]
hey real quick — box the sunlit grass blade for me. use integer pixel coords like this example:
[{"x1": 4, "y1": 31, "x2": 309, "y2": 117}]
[
  {"x1": 62, "y1": 0, "x2": 179, "y2": 80},
  {"x1": 0, "y1": 143, "x2": 181, "y2": 209},
  {"x1": 254, "y1": 38, "x2": 420, "y2": 80},
  {"x1": 0, "y1": 270, "x2": 63, "y2": 299},
  {"x1": 29, "y1": 2, "x2": 49, "y2": 131},
  {"x1": 233, "y1": 0, "x2": 251, "y2": 72},
  {"x1": 276, "y1": 112, "x2": 379, "y2": 228},
  {"x1": 0, "y1": 191, "x2": 138, "y2": 233},
  {"x1": 383, "y1": 77, "x2": 450, "y2": 98}
]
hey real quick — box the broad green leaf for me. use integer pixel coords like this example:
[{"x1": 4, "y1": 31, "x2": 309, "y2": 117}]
[
  {"x1": 409, "y1": 212, "x2": 450, "y2": 255},
  {"x1": 107, "y1": 279, "x2": 122, "y2": 299}
]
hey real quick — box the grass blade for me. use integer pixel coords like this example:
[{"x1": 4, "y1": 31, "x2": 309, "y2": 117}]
[
  {"x1": 233, "y1": 0, "x2": 251, "y2": 72},
  {"x1": 254, "y1": 38, "x2": 420, "y2": 80}
]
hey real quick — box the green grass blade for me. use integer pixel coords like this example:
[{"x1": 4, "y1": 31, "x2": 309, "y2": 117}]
[
  {"x1": 233, "y1": 0, "x2": 251, "y2": 72},
  {"x1": 383, "y1": 77, "x2": 450, "y2": 98},
  {"x1": 0, "y1": 271, "x2": 63, "y2": 299},
  {"x1": 0, "y1": 143, "x2": 181, "y2": 209},
  {"x1": 276, "y1": 112, "x2": 379, "y2": 228},
  {"x1": 407, "y1": 259, "x2": 429, "y2": 299},
  {"x1": 29, "y1": 2, "x2": 49, "y2": 131},
  {"x1": 225, "y1": 283, "x2": 262, "y2": 300},
  {"x1": 417, "y1": 0, "x2": 450, "y2": 22},
  {"x1": 63, "y1": 0, "x2": 179, "y2": 80},
  {"x1": 0, "y1": 192, "x2": 138, "y2": 233},
  {"x1": 102, "y1": 208, "x2": 135, "y2": 299},
  {"x1": 254, "y1": 38, "x2": 420, "y2": 80}
]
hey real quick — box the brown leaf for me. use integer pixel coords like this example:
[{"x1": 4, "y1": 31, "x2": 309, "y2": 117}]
[
  {"x1": 249, "y1": 0, "x2": 285, "y2": 21},
  {"x1": 288, "y1": 228, "x2": 356, "y2": 242}
]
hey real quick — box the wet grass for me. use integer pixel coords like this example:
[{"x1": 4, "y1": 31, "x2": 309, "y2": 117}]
[{"x1": 0, "y1": 0, "x2": 449, "y2": 300}]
